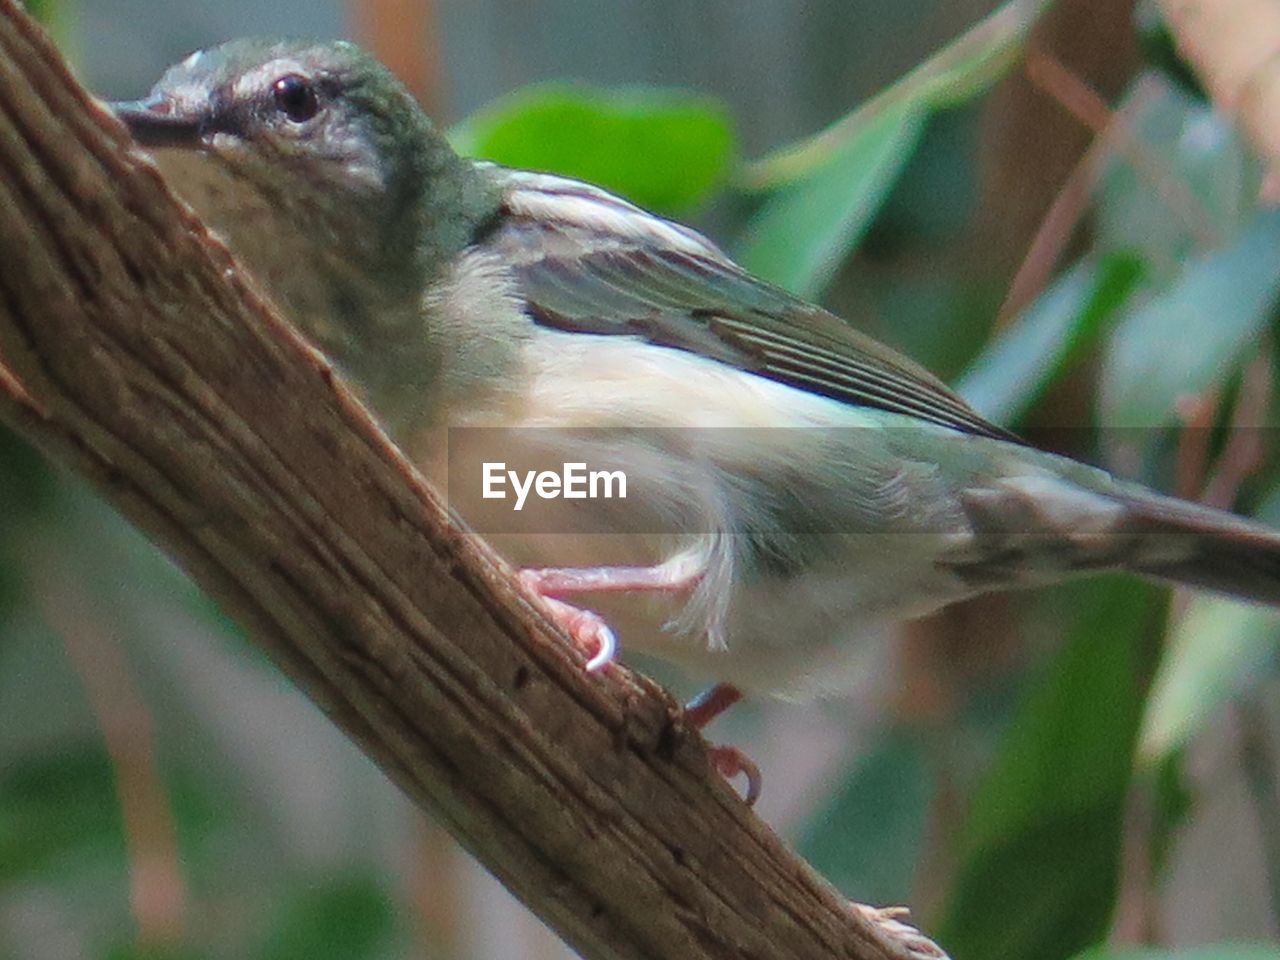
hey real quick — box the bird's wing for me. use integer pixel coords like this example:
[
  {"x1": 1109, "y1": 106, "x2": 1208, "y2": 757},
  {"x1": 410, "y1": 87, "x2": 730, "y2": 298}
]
[{"x1": 483, "y1": 169, "x2": 1019, "y2": 443}]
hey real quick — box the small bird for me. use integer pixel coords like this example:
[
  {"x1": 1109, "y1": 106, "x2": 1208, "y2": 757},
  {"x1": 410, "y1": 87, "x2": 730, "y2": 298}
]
[{"x1": 110, "y1": 39, "x2": 1280, "y2": 796}]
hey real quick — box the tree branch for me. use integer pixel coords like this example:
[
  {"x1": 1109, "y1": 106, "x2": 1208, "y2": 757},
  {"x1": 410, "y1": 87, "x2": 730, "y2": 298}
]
[{"x1": 0, "y1": 5, "x2": 945, "y2": 959}]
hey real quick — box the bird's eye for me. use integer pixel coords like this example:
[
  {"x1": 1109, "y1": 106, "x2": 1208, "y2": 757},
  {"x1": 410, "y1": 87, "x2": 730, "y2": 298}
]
[{"x1": 272, "y1": 74, "x2": 319, "y2": 123}]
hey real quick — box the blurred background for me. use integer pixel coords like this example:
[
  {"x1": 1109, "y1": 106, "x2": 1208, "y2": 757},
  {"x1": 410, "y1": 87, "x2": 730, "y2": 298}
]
[{"x1": 3, "y1": 1, "x2": 1280, "y2": 959}]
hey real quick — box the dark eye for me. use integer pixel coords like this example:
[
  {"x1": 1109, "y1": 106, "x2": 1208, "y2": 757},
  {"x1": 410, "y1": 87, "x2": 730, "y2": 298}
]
[{"x1": 272, "y1": 74, "x2": 319, "y2": 123}]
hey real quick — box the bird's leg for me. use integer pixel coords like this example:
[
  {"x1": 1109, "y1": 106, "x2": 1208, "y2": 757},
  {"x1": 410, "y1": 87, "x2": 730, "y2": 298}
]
[
  {"x1": 520, "y1": 565, "x2": 761, "y2": 803},
  {"x1": 519, "y1": 562, "x2": 703, "y2": 597},
  {"x1": 517, "y1": 561, "x2": 701, "y2": 672},
  {"x1": 685, "y1": 683, "x2": 761, "y2": 805},
  {"x1": 684, "y1": 681, "x2": 744, "y2": 727}
]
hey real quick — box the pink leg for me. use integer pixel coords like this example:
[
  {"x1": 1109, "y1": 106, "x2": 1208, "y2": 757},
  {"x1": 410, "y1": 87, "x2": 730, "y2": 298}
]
[
  {"x1": 520, "y1": 562, "x2": 702, "y2": 598},
  {"x1": 518, "y1": 561, "x2": 701, "y2": 672},
  {"x1": 685, "y1": 683, "x2": 761, "y2": 805},
  {"x1": 520, "y1": 565, "x2": 763, "y2": 804},
  {"x1": 684, "y1": 682, "x2": 743, "y2": 728}
]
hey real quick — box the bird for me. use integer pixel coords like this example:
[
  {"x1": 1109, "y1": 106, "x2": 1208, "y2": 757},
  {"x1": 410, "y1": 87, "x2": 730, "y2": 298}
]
[{"x1": 109, "y1": 38, "x2": 1280, "y2": 800}]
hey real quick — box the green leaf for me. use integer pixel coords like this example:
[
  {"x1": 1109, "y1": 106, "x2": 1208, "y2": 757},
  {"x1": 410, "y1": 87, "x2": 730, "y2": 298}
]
[
  {"x1": 798, "y1": 727, "x2": 931, "y2": 905},
  {"x1": 0, "y1": 747, "x2": 125, "y2": 883},
  {"x1": 257, "y1": 876, "x2": 396, "y2": 960},
  {"x1": 734, "y1": 103, "x2": 925, "y2": 298},
  {"x1": 958, "y1": 254, "x2": 1145, "y2": 424},
  {"x1": 23, "y1": 0, "x2": 56, "y2": 25},
  {"x1": 449, "y1": 84, "x2": 735, "y2": 214},
  {"x1": 1071, "y1": 945, "x2": 1280, "y2": 960},
  {"x1": 104, "y1": 945, "x2": 206, "y2": 960},
  {"x1": 1099, "y1": 209, "x2": 1280, "y2": 427},
  {"x1": 730, "y1": 0, "x2": 1051, "y2": 299},
  {"x1": 738, "y1": 0, "x2": 1053, "y2": 190},
  {"x1": 0, "y1": 427, "x2": 55, "y2": 624},
  {"x1": 938, "y1": 580, "x2": 1163, "y2": 960},
  {"x1": 1149, "y1": 748, "x2": 1194, "y2": 877}
]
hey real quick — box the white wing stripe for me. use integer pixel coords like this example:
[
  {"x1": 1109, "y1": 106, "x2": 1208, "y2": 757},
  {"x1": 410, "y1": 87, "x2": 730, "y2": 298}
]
[{"x1": 501, "y1": 170, "x2": 727, "y2": 261}]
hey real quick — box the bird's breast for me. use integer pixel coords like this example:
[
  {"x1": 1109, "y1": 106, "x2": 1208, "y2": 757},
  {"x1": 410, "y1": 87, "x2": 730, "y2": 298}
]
[{"x1": 401, "y1": 325, "x2": 980, "y2": 697}]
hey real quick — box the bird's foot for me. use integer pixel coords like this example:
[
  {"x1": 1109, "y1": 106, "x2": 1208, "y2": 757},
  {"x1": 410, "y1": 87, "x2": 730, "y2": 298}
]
[
  {"x1": 707, "y1": 743, "x2": 762, "y2": 806},
  {"x1": 519, "y1": 573, "x2": 617, "y2": 671},
  {"x1": 518, "y1": 566, "x2": 763, "y2": 803},
  {"x1": 684, "y1": 683, "x2": 761, "y2": 804},
  {"x1": 849, "y1": 904, "x2": 950, "y2": 960},
  {"x1": 685, "y1": 682, "x2": 744, "y2": 728},
  {"x1": 518, "y1": 561, "x2": 702, "y2": 672}
]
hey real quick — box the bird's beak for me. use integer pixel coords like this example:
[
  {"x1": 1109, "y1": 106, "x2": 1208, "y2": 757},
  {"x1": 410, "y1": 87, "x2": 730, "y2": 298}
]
[{"x1": 107, "y1": 96, "x2": 205, "y2": 148}]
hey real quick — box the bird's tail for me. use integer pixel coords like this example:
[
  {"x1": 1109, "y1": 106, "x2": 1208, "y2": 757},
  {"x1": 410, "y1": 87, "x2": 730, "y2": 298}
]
[
  {"x1": 951, "y1": 472, "x2": 1280, "y2": 606},
  {"x1": 1110, "y1": 489, "x2": 1280, "y2": 605}
]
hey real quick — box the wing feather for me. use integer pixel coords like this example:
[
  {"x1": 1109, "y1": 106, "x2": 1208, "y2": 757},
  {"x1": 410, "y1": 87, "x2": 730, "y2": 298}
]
[{"x1": 487, "y1": 169, "x2": 1020, "y2": 444}]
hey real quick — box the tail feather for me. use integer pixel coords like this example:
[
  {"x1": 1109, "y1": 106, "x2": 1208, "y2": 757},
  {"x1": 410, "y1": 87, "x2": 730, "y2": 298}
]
[
  {"x1": 1115, "y1": 492, "x2": 1280, "y2": 606},
  {"x1": 949, "y1": 473, "x2": 1280, "y2": 606}
]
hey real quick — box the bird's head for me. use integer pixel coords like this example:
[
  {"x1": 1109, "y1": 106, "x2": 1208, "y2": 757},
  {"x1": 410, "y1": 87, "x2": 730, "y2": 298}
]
[
  {"x1": 111, "y1": 38, "x2": 439, "y2": 209},
  {"x1": 107, "y1": 39, "x2": 492, "y2": 357}
]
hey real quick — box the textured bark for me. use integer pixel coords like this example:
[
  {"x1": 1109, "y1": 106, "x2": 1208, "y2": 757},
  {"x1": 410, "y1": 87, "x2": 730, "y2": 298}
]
[{"x1": 0, "y1": 5, "x2": 943, "y2": 960}]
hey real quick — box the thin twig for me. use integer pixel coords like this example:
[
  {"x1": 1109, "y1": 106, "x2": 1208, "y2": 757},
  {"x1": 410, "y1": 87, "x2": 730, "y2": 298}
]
[
  {"x1": 35, "y1": 559, "x2": 187, "y2": 946},
  {"x1": 1173, "y1": 387, "x2": 1221, "y2": 501},
  {"x1": 1111, "y1": 779, "x2": 1162, "y2": 945},
  {"x1": 1026, "y1": 49, "x2": 1223, "y2": 251},
  {"x1": 1235, "y1": 698, "x2": 1280, "y2": 934},
  {"x1": 1201, "y1": 346, "x2": 1273, "y2": 509},
  {"x1": 994, "y1": 132, "x2": 1103, "y2": 328}
]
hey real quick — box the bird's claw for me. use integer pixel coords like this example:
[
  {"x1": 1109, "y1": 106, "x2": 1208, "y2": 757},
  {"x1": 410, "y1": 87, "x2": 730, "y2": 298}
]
[
  {"x1": 849, "y1": 903, "x2": 951, "y2": 960},
  {"x1": 708, "y1": 744, "x2": 762, "y2": 806},
  {"x1": 519, "y1": 572, "x2": 617, "y2": 671}
]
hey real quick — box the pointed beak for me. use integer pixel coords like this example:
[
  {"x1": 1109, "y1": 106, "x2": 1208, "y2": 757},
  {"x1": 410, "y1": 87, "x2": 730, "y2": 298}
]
[{"x1": 107, "y1": 96, "x2": 206, "y2": 148}]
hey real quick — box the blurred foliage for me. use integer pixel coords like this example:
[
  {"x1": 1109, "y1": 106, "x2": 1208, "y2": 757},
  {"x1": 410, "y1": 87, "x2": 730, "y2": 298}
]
[
  {"x1": 799, "y1": 727, "x2": 932, "y2": 906},
  {"x1": 24, "y1": 0, "x2": 74, "y2": 49},
  {"x1": 1073, "y1": 947, "x2": 1280, "y2": 960},
  {"x1": 1100, "y1": 211, "x2": 1280, "y2": 429},
  {"x1": 737, "y1": 0, "x2": 1053, "y2": 190},
  {"x1": 938, "y1": 580, "x2": 1163, "y2": 960},
  {"x1": 959, "y1": 254, "x2": 1146, "y2": 425},
  {"x1": 7, "y1": 1, "x2": 1280, "y2": 959},
  {"x1": 448, "y1": 84, "x2": 735, "y2": 214},
  {"x1": 258, "y1": 877, "x2": 397, "y2": 960},
  {"x1": 0, "y1": 748, "x2": 125, "y2": 884},
  {"x1": 0, "y1": 429, "x2": 52, "y2": 624},
  {"x1": 23, "y1": 0, "x2": 56, "y2": 24},
  {"x1": 104, "y1": 946, "x2": 206, "y2": 960},
  {"x1": 735, "y1": 0, "x2": 1050, "y2": 298},
  {"x1": 1133, "y1": 1, "x2": 1207, "y2": 103},
  {"x1": 1142, "y1": 580, "x2": 1280, "y2": 765},
  {"x1": 735, "y1": 102, "x2": 925, "y2": 299}
]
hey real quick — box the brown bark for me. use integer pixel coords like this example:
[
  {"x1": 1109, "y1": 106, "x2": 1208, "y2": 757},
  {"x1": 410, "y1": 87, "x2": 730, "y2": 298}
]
[{"x1": 0, "y1": 5, "x2": 944, "y2": 959}]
